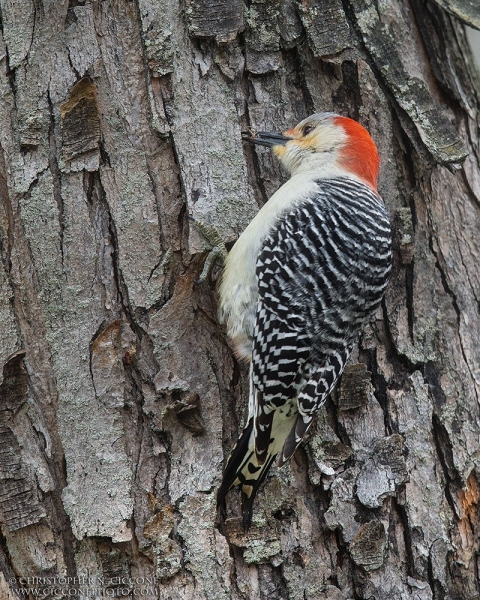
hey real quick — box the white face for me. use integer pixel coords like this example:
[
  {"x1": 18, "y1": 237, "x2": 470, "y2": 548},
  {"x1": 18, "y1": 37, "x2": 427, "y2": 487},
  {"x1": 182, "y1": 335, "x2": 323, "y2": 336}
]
[{"x1": 273, "y1": 114, "x2": 348, "y2": 175}]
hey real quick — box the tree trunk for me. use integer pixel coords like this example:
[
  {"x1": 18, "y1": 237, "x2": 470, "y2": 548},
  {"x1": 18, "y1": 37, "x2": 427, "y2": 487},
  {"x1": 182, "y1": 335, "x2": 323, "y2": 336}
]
[{"x1": 0, "y1": 1, "x2": 479, "y2": 599}]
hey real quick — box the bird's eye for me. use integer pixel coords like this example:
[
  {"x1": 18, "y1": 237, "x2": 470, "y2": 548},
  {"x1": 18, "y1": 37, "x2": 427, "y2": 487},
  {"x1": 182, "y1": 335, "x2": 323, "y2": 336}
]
[{"x1": 303, "y1": 125, "x2": 315, "y2": 136}]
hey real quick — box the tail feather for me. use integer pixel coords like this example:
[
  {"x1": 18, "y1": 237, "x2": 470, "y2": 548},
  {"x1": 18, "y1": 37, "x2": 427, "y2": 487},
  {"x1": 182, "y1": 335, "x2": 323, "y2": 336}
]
[
  {"x1": 278, "y1": 413, "x2": 313, "y2": 467},
  {"x1": 218, "y1": 358, "x2": 348, "y2": 524},
  {"x1": 217, "y1": 418, "x2": 255, "y2": 508},
  {"x1": 217, "y1": 417, "x2": 278, "y2": 529},
  {"x1": 217, "y1": 403, "x2": 297, "y2": 528},
  {"x1": 241, "y1": 454, "x2": 276, "y2": 529},
  {"x1": 278, "y1": 364, "x2": 339, "y2": 466}
]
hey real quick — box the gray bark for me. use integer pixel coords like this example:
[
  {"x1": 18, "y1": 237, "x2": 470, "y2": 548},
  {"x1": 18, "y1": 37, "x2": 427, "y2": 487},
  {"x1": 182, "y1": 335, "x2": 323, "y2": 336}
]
[{"x1": 0, "y1": 1, "x2": 479, "y2": 599}]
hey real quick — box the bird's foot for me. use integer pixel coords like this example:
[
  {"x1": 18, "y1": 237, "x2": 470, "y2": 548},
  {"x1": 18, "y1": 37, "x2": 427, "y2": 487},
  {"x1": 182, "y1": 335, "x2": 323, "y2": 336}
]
[{"x1": 189, "y1": 217, "x2": 228, "y2": 283}]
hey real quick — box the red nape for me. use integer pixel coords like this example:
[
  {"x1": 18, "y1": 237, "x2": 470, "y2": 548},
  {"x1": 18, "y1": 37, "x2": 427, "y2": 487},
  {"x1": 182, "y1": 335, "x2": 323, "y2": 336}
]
[{"x1": 334, "y1": 116, "x2": 380, "y2": 192}]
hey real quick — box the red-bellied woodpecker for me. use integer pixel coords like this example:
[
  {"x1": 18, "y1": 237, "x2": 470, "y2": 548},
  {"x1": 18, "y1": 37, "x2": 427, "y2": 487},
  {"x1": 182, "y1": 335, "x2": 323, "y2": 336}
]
[{"x1": 217, "y1": 113, "x2": 392, "y2": 527}]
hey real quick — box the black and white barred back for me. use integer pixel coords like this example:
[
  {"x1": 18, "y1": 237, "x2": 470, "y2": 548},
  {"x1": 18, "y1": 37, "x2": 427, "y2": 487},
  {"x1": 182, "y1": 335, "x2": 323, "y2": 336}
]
[{"x1": 218, "y1": 177, "x2": 392, "y2": 527}]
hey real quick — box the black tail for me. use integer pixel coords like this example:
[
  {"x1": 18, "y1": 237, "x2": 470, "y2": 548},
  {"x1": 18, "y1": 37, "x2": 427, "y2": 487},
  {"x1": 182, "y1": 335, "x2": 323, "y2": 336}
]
[
  {"x1": 217, "y1": 418, "x2": 278, "y2": 529},
  {"x1": 278, "y1": 413, "x2": 312, "y2": 466},
  {"x1": 217, "y1": 418, "x2": 254, "y2": 507},
  {"x1": 240, "y1": 454, "x2": 276, "y2": 529}
]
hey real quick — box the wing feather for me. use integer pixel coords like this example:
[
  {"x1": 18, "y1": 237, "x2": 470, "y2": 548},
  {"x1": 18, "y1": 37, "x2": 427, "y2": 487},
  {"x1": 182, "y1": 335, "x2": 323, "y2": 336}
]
[{"x1": 251, "y1": 178, "x2": 391, "y2": 463}]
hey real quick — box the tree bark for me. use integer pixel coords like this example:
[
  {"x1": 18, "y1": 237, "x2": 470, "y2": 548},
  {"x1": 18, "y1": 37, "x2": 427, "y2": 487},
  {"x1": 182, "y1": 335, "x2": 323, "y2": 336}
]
[{"x1": 0, "y1": 1, "x2": 479, "y2": 599}]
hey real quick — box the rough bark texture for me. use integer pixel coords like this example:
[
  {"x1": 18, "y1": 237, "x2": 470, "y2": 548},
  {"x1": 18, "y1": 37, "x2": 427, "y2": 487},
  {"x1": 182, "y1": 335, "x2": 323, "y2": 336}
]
[{"x1": 0, "y1": 1, "x2": 479, "y2": 599}]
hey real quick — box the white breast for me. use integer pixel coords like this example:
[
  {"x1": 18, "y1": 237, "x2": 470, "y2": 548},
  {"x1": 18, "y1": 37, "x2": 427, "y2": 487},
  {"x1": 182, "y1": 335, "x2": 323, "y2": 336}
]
[{"x1": 218, "y1": 172, "x2": 322, "y2": 360}]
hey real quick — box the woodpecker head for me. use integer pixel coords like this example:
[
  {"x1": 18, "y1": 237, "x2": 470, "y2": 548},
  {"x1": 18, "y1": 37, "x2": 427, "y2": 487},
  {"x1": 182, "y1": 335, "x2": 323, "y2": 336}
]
[{"x1": 242, "y1": 113, "x2": 380, "y2": 191}]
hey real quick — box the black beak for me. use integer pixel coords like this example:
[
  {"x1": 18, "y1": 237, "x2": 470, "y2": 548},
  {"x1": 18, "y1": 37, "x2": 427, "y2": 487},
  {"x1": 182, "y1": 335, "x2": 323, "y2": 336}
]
[{"x1": 241, "y1": 130, "x2": 292, "y2": 148}]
